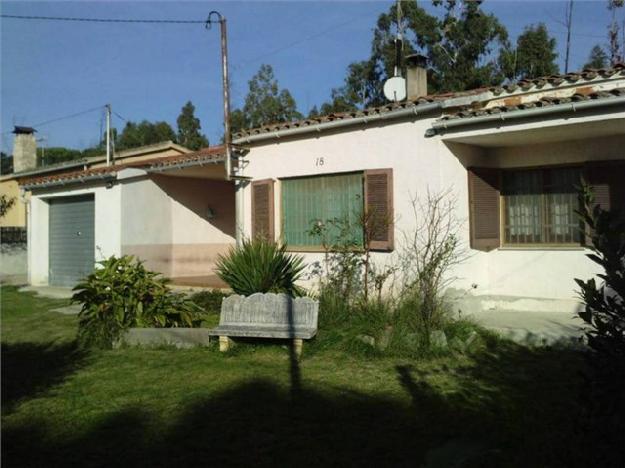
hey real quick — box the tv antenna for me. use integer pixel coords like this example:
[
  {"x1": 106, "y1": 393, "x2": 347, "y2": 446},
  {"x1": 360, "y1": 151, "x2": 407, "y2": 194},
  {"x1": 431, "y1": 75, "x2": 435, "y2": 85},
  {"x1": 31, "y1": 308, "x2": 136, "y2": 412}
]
[{"x1": 383, "y1": 0, "x2": 406, "y2": 102}]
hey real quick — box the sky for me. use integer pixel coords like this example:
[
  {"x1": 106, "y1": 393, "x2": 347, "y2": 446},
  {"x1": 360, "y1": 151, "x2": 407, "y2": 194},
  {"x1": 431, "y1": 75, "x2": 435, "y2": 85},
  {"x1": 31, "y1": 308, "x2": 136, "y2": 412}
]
[{"x1": 1, "y1": 1, "x2": 622, "y2": 153}]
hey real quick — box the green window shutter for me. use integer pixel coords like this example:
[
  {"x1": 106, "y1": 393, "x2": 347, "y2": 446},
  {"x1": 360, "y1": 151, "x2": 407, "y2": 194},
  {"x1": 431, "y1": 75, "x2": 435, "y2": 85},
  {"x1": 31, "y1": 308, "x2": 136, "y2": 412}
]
[{"x1": 282, "y1": 173, "x2": 364, "y2": 247}]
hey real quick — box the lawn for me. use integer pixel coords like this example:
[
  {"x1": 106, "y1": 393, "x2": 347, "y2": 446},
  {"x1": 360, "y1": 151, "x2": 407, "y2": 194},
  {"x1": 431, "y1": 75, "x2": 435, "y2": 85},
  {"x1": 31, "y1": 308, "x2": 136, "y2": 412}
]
[{"x1": 1, "y1": 285, "x2": 591, "y2": 467}]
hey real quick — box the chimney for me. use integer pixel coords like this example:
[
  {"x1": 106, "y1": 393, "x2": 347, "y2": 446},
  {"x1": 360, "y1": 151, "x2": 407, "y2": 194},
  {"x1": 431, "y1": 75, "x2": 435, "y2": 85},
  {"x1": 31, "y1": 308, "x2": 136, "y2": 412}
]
[
  {"x1": 405, "y1": 54, "x2": 428, "y2": 101},
  {"x1": 12, "y1": 126, "x2": 37, "y2": 173}
]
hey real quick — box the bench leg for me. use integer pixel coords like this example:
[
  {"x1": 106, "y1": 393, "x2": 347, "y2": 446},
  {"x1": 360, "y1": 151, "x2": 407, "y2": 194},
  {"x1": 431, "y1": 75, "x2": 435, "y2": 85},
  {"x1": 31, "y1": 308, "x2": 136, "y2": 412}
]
[
  {"x1": 219, "y1": 336, "x2": 233, "y2": 352},
  {"x1": 293, "y1": 338, "x2": 303, "y2": 358}
]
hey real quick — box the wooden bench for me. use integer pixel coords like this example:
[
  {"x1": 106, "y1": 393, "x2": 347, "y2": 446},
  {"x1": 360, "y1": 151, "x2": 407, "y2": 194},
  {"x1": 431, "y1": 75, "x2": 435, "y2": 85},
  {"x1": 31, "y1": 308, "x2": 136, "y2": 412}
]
[{"x1": 208, "y1": 292, "x2": 319, "y2": 356}]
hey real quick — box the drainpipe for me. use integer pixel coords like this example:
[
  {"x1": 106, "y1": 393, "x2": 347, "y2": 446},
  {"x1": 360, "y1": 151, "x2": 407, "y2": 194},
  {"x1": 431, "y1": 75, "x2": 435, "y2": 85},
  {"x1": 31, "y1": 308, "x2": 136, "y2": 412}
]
[{"x1": 428, "y1": 96, "x2": 625, "y2": 135}]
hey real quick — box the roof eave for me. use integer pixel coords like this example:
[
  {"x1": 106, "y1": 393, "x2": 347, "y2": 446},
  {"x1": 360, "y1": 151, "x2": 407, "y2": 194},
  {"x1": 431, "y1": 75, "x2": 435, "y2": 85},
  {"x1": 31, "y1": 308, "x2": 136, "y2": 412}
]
[
  {"x1": 428, "y1": 95, "x2": 625, "y2": 137},
  {"x1": 233, "y1": 102, "x2": 443, "y2": 145}
]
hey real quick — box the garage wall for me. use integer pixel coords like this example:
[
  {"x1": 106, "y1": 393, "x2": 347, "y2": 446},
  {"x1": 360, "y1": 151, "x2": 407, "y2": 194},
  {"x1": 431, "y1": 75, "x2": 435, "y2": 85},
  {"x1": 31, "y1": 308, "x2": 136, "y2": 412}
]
[
  {"x1": 121, "y1": 174, "x2": 236, "y2": 279},
  {"x1": 28, "y1": 184, "x2": 121, "y2": 286},
  {"x1": 120, "y1": 175, "x2": 173, "y2": 276}
]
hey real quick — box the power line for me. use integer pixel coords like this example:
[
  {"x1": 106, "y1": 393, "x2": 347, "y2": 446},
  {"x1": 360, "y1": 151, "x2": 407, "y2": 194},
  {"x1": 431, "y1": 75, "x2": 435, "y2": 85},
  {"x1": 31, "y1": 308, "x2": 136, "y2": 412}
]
[
  {"x1": 113, "y1": 111, "x2": 129, "y2": 122},
  {"x1": 0, "y1": 14, "x2": 204, "y2": 24},
  {"x1": 234, "y1": 9, "x2": 378, "y2": 67},
  {"x1": 32, "y1": 105, "x2": 105, "y2": 129}
]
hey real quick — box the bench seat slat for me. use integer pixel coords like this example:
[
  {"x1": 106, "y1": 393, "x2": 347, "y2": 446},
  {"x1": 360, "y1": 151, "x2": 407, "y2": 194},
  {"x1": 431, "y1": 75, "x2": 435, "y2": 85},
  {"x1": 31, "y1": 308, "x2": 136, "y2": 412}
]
[{"x1": 207, "y1": 325, "x2": 317, "y2": 340}]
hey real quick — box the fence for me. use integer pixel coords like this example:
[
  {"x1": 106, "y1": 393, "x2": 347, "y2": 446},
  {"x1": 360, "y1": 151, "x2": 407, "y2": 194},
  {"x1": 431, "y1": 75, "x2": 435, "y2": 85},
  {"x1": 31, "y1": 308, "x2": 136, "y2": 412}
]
[{"x1": 1, "y1": 227, "x2": 27, "y2": 245}]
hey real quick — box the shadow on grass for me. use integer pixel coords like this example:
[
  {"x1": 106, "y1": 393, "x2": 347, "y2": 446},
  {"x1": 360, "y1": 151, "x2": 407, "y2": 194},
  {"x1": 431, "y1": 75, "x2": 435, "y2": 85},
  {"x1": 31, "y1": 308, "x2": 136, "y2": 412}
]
[
  {"x1": 3, "y1": 342, "x2": 615, "y2": 467},
  {"x1": 1, "y1": 341, "x2": 87, "y2": 413}
]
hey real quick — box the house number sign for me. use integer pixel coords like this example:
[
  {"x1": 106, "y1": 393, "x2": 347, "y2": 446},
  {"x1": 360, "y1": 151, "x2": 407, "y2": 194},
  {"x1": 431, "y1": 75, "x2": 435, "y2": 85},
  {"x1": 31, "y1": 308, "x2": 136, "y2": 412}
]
[{"x1": 315, "y1": 157, "x2": 325, "y2": 167}]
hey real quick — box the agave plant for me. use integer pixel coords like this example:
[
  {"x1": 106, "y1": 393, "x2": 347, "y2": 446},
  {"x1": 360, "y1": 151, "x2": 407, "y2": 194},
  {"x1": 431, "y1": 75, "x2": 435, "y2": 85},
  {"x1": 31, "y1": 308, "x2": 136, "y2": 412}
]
[{"x1": 215, "y1": 238, "x2": 306, "y2": 296}]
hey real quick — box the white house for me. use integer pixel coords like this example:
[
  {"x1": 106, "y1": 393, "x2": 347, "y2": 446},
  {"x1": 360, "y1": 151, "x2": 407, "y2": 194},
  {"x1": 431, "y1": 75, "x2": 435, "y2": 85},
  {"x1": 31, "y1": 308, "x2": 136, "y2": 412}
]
[
  {"x1": 18, "y1": 63, "x2": 624, "y2": 317},
  {"x1": 233, "y1": 63, "x2": 625, "y2": 314}
]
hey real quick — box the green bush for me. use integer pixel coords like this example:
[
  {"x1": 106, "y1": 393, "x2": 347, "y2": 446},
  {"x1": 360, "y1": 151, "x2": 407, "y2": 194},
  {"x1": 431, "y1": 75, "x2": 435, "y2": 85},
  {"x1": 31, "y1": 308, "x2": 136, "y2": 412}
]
[
  {"x1": 190, "y1": 289, "x2": 229, "y2": 314},
  {"x1": 215, "y1": 238, "x2": 305, "y2": 296},
  {"x1": 72, "y1": 255, "x2": 201, "y2": 348}
]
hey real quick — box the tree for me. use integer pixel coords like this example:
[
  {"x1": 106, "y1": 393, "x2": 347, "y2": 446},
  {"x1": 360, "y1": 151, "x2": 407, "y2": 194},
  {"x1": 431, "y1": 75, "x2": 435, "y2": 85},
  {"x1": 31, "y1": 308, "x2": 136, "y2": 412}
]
[
  {"x1": 321, "y1": 59, "x2": 382, "y2": 112},
  {"x1": 1, "y1": 152, "x2": 13, "y2": 175},
  {"x1": 0, "y1": 194, "x2": 16, "y2": 218},
  {"x1": 607, "y1": 0, "x2": 624, "y2": 65},
  {"x1": 37, "y1": 147, "x2": 82, "y2": 166},
  {"x1": 501, "y1": 23, "x2": 559, "y2": 80},
  {"x1": 230, "y1": 64, "x2": 303, "y2": 134},
  {"x1": 585, "y1": 44, "x2": 610, "y2": 69},
  {"x1": 116, "y1": 120, "x2": 176, "y2": 151},
  {"x1": 176, "y1": 101, "x2": 209, "y2": 150},
  {"x1": 320, "y1": 0, "x2": 511, "y2": 111}
]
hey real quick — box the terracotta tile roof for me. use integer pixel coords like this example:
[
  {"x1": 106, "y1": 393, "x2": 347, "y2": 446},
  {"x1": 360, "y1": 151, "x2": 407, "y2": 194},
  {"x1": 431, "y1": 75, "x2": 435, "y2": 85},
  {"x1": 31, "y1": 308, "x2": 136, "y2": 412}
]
[
  {"x1": 490, "y1": 63, "x2": 625, "y2": 95},
  {"x1": 146, "y1": 146, "x2": 224, "y2": 169},
  {"x1": 439, "y1": 87, "x2": 625, "y2": 121},
  {"x1": 233, "y1": 63, "x2": 625, "y2": 139},
  {"x1": 20, "y1": 146, "x2": 225, "y2": 188},
  {"x1": 233, "y1": 97, "x2": 439, "y2": 139}
]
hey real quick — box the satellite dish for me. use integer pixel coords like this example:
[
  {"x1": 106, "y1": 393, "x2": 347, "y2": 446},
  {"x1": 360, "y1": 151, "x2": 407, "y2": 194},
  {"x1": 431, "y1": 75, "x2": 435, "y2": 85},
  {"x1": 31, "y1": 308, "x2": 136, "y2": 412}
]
[{"x1": 383, "y1": 76, "x2": 406, "y2": 102}]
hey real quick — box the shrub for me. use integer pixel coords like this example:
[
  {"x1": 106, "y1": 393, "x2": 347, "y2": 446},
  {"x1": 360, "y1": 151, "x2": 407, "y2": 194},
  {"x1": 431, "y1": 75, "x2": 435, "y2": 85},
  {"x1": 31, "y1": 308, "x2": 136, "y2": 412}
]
[
  {"x1": 575, "y1": 183, "x2": 625, "y2": 361},
  {"x1": 399, "y1": 189, "x2": 467, "y2": 346},
  {"x1": 215, "y1": 238, "x2": 305, "y2": 296},
  {"x1": 190, "y1": 289, "x2": 229, "y2": 314},
  {"x1": 73, "y1": 255, "x2": 201, "y2": 348},
  {"x1": 575, "y1": 183, "x2": 625, "y2": 458}
]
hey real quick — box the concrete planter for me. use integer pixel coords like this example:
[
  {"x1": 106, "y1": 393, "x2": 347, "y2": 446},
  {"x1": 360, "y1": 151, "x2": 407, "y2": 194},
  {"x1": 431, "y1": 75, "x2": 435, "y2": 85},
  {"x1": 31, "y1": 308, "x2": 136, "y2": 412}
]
[{"x1": 115, "y1": 328, "x2": 211, "y2": 349}]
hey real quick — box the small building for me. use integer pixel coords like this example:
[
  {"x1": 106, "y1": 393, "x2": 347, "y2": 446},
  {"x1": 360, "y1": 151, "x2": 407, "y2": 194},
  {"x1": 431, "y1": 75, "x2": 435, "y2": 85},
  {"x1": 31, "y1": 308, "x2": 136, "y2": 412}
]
[
  {"x1": 15, "y1": 138, "x2": 235, "y2": 288},
  {"x1": 233, "y1": 63, "x2": 625, "y2": 315}
]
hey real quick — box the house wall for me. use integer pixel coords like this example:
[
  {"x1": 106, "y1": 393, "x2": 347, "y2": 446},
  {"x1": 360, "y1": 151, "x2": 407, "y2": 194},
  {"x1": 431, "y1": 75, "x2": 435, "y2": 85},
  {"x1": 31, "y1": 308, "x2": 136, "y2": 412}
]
[
  {"x1": 0, "y1": 179, "x2": 27, "y2": 227},
  {"x1": 28, "y1": 183, "x2": 122, "y2": 286},
  {"x1": 121, "y1": 174, "x2": 235, "y2": 279},
  {"x1": 240, "y1": 116, "x2": 625, "y2": 313}
]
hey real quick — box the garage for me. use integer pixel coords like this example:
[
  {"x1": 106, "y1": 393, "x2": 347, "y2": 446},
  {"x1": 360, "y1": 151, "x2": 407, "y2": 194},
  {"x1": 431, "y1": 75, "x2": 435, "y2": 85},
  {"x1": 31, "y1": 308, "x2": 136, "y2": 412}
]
[{"x1": 48, "y1": 195, "x2": 95, "y2": 287}]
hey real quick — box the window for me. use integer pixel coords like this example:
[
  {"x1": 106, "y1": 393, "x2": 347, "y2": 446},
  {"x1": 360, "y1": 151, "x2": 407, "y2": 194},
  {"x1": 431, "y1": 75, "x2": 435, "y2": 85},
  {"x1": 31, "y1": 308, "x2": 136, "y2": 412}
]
[
  {"x1": 281, "y1": 172, "x2": 364, "y2": 248},
  {"x1": 502, "y1": 167, "x2": 582, "y2": 245}
]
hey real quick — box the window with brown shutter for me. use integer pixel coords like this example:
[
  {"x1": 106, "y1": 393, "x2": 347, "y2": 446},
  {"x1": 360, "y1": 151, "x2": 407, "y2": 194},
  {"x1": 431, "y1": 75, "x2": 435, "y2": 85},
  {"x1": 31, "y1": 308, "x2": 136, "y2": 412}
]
[
  {"x1": 364, "y1": 169, "x2": 394, "y2": 251},
  {"x1": 468, "y1": 167, "x2": 501, "y2": 251},
  {"x1": 251, "y1": 179, "x2": 274, "y2": 240}
]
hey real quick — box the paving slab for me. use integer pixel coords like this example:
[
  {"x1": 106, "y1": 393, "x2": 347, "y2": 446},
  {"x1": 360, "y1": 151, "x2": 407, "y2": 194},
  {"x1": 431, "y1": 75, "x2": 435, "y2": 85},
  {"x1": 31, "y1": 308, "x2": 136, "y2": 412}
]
[
  {"x1": 18, "y1": 285, "x2": 74, "y2": 299},
  {"x1": 50, "y1": 304, "x2": 82, "y2": 315},
  {"x1": 472, "y1": 309, "x2": 589, "y2": 347}
]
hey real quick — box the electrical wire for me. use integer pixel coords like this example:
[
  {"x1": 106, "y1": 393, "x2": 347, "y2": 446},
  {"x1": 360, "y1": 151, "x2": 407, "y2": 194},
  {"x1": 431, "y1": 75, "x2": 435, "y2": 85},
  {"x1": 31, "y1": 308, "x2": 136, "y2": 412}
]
[
  {"x1": 0, "y1": 14, "x2": 204, "y2": 24},
  {"x1": 112, "y1": 111, "x2": 128, "y2": 122},
  {"x1": 31, "y1": 106, "x2": 105, "y2": 129}
]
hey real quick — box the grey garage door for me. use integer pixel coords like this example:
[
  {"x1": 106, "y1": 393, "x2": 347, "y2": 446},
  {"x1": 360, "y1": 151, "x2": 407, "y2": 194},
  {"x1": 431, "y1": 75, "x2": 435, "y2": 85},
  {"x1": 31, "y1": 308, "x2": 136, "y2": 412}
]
[{"x1": 49, "y1": 195, "x2": 95, "y2": 287}]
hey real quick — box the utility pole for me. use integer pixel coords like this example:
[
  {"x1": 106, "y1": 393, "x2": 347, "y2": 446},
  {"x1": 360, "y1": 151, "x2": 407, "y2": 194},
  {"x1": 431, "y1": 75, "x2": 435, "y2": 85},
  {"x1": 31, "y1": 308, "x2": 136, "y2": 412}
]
[
  {"x1": 564, "y1": 0, "x2": 574, "y2": 73},
  {"x1": 207, "y1": 11, "x2": 244, "y2": 246},
  {"x1": 105, "y1": 104, "x2": 111, "y2": 166}
]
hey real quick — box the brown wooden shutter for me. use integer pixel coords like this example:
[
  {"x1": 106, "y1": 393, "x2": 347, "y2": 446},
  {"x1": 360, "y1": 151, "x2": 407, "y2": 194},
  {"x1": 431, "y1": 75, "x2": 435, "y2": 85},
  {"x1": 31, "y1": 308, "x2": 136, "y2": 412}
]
[
  {"x1": 468, "y1": 167, "x2": 501, "y2": 251},
  {"x1": 251, "y1": 179, "x2": 274, "y2": 240},
  {"x1": 584, "y1": 161, "x2": 625, "y2": 222},
  {"x1": 364, "y1": 169, "x2": 394, "y2": 251}
]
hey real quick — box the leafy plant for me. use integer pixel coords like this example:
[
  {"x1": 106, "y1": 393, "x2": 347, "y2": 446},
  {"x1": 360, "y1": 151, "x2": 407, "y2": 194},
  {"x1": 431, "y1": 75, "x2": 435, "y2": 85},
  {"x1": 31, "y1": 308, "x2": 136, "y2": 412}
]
[
  {"x1": 575, "y1": 183, "x2": 625, "y2": 360},
  {"x1": 574, "y1": 181, "x2": 625, "y2": 464},
  {"x1": 72, "y1": 255, "x2": 201, "y2": 348},
  {"x1": 215, "y1": 238, "x2": 305, "y2": 296},
  {"x1": 190, "y1": 289, "x2": 229, "y2": 315}
]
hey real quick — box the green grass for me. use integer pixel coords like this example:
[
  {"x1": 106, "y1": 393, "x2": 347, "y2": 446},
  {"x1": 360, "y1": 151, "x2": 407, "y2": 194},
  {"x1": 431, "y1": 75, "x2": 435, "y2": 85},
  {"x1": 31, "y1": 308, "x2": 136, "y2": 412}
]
[{"x1": 1, "y1": 285, "x2": 593, "y2": 467}]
